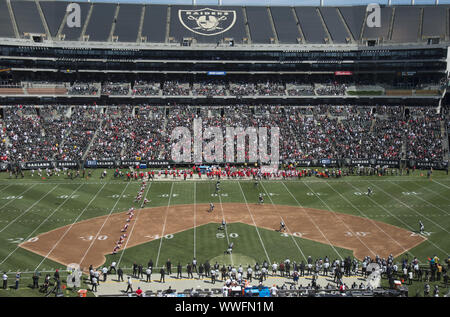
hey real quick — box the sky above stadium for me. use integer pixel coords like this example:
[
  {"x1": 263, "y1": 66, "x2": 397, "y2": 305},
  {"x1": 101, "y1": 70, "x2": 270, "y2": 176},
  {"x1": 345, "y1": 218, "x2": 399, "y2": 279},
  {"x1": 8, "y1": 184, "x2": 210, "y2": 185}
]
[{"x1": 61, "y1": 0, "x2": 450, "y2": 6}]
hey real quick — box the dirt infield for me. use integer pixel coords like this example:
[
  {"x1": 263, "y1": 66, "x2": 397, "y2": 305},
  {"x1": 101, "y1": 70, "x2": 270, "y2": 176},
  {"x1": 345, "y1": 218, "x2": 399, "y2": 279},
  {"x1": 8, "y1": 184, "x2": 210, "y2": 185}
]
[{"x1": 20, "y1": 203, "x2": 426, "y2": 271}]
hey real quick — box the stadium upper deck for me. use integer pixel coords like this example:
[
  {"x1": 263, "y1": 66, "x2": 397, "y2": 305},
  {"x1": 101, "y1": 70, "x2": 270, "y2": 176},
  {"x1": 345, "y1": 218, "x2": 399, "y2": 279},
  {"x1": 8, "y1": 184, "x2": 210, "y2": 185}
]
[
  {"x1": 0, "y1": 0, "x2": 448, "y2": 105},
  {"x1": 0, "y1": 0, "x2": 448, "y2": 47}
]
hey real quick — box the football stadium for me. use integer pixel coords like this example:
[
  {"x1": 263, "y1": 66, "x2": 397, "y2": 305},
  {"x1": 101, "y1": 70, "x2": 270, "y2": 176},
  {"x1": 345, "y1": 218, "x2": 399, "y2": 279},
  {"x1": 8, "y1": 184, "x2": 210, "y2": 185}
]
[{"x1": 0, "y1": 0, "x2": 449, "y2": 300}]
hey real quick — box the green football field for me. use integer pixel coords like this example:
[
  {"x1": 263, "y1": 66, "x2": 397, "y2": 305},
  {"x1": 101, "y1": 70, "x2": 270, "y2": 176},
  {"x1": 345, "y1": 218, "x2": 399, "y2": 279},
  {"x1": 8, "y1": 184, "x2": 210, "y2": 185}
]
[{"x1": 0, "y1": 169, "x2": 448, "y2": 296}]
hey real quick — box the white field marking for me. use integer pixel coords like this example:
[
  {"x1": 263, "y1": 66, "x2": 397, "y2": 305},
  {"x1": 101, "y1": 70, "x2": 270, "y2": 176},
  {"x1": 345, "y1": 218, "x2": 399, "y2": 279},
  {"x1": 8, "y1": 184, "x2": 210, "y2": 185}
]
[
  {"x1": 350, "y1": 182, "x2": 448, "y2": 256},
  {"x1": 388, "y1": 181, "x2": 450, "y2": 216},
  {"x1": 415, "y1": 182, "x2": 450, "y2": 203},
  {"x1": 0, "y1": 184, "x2": 13, "y2": 194},
  {"x1": 155, "y1": 182, "x2": 174, "y2": 268},
  {"x1": 284, "y1": 179, "x2": 446, "y2": 183},
  {"x1": 211, "y1": 193, "x2": 228, "y2": 197},
  {"x1": 258, "y1": 192, "x2": 279, "y2": 197},
  {"x1": 117, "y1": 180, "x2": 153, "y2": 267},
  {"x1": 326, "y1": 181, "x2": 416, "y2": 257},
  {"x1": 0, "y1": 183, "x2": 84, "y2": 266},
  {"x1": 0, "y1": 178, "x2": 445, "y2": 186},
  {"x1": 7, "y1": 237, "x2": 39, "y2": 244},
  {"x1": 369, "y1": 181, "x2": 450, "y2": 235},
  {"x1": 303, "y1": 181, "x2": 377, "y2": 258},
  {"x1": 107, "y1": 194, "x2": 130, "y2": 199},
  {"x1": 78, "y1": 182, "x2": 131, "y2": 266},
  {"x1": 34, "y1": 183, "x2": 107, "y2": 271},
  {"x1": 217, "y1": 181, "x2": 233, "y2": 266},
  {"x1": 306, "y1": 192, "x2": 326, "y2": 196},
  {"x1": 281, "y1": 182, "x2": 343, "y2": 260},
  {"x1": 56, "y1": 194, "x2": 80, "y2": 199},
  {"x1": 0, "y1": 178, "x2": 445, "y2": 192},
  {"x1": 193, "y1": 182, "x2": 196, "y2": 259},
  {"x1": 260, "y1": 181, "x2": 307, "y2": 262},
  {"x1": 237, "y1": 181, "x2": 271, "y2": 265},
  {"x1": 432, "y1": 179, "x2": 450, "y2": 190},
  {"x1": 0, "y1": 185, "x2": 59, "y2": 233},
  {"x1": 0, "y1": 184, "x2": 37, "y2": 212},
  {"x1": 158, "y1": 193, "x2": 178, "y2": 198}
]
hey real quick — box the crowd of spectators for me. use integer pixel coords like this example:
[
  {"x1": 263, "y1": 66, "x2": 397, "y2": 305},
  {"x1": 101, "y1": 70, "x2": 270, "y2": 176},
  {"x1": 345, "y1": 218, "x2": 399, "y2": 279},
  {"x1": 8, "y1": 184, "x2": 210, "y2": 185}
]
[
  {"x1": 23, "y1": 80, "x2": 441, "y2": 98},
  {"x1": 69, "y1": 82, "x2": 99, "y2": 96},
  {"x1": 55, "y1": 106, "x2": 102, "y2": 161},
  {"x1": 375, "y1": 105, "x2": 404, "y2": 117},
  {"x1": 365, "y1": 117, "x2": 405, "y2": 160},
  {"x1": 228, "y1": 81, "x2": 285, "y2": 96},
  {"x1": 96, "y1": 253, "x2": 448, "y2": 297},
  {"x1": 0, "y1": 104, "x2": 447, "y2": 163},
  {"x1": 286, "y1": 81, "x2": 316, "y2": 96},
  {"x1": 0, "y1": 105, "x2": 104, "y2": 162},
  {"x1": 254, "y1": 81, "x2": 285, "y2": 96},
  {"x1": 315, "y1": 83, "x2": 347, "y2": 96},
  {"x1": 1, "y1": 106, "x2": 60, "y2": 161},
  {"x1": 192, "y1": 80, "x2": 227, "y2": 96},
  {"x1": 85, "y1": 106, "x2": 133, "y2": 161},
  {"x1": 228, "y1": 82, "x2": 257, "y2": 97},
  {"x1": 328, "y1": 105, "x2": 358, "y2": 117},
  {"x1": 101, "y1": 82, "x2": 130, "y2": 96},
  {"x1": 162, "y1": 104, "x2": 197, "y2": 160},
  {"x1": 287, "y1": 85, "x2": 315, "y2": 96},
  {"x1": 162, "y1": 81, "x2": 190, "y2": 96},
  {"x1": 7, "y1": 79, "x2": 446, "y2": 98},
  {"x1": 131, "y1": 81, "x2": 160, "y2": 96},
  {"x1": 120, "y1": 106, "x2": 167, "y2": 161},
  {"x1": 406, "y1": 109, "x2": 445, "y2": 161}
]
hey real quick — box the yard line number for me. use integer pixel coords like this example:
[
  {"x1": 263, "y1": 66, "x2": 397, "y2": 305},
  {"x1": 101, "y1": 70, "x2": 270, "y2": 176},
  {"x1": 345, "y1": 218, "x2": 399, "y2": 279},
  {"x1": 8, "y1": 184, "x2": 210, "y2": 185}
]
[
  {"x1": 345, "y1": 231, "x2": 370, "y2": 237},
  {"x1": 211, "y1": 193, "x2": 228, "y2": 197},
  {"x1": 158, "y1": 194, "x2": 179, "y2": 198},
  {"x1": 79, "y1": 235, "x2": 108, "y2": 241},
  {"x1": 57, "y1": 195, "x2": 80, "y2": 199},
  {"x1": 7, "y1": 237, "x2": 39, "y2": 244},
  {"x1": 216, "y1": 233, "x2": 239, "y2": 239},
  {"x1": 2, "y1": 196, "x2": 23, "y2": 200}
]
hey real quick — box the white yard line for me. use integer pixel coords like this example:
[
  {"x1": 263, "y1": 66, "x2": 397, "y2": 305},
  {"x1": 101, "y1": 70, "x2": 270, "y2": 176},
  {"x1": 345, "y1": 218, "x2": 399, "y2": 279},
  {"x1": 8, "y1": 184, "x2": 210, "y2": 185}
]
[
  {"x1": 217, "y1": 181, "x2": 233, "y2": 266},
  {"x1": 281, "y1": 181, "x2": 343, "y2": 260},
  {"x1": 155, "y1": 182, "x2": 174, "y2": 268},
  {"x1": 388, "y1": 181, "x2": 450, "y2": 216},
  {"x1": 349, "y1": 181, "x2": 448, "y2": 256},
  {"x1": 327, "y1": 181, "x2": 417, "y2": 257},
  {"x1": 0, "y1": 184, "x2": 13, "y2": 193},
  {"x1": 414, "y1": 181, "x2": 450, "y2": 203},
  {"x1": 78, "y1": 182, "x2": 131, "y2": 266},
  {"x1": 237, "y1": 181, "x2": 271, "y2": 265},
  {"x1": 0, "y1": 183, "x2": 84, "y2": 266},
  {"x1": 193, "y1": 182, "x2": 196, "y2": 259},
  {"x1": 0, "y1": 184, "x2": 37, "y2": 212},
  {"x1": 303, "y1": 181, "x2": 377, "y2": 257},
  {"x1": 369, "y1": 181, "x2": 450, "y2": 235},
  {"x1": 117, "y1": 180, "x2": 153, "y2": 268},
  {"x1": 34, "y1": 183, "x2": 107, "y2": 271},
  {"x1": 0, "y1": 185, "x2": 59, "y2": 233},
  {"x1": 259, "y1": 181, "x2": 307, "y2": 262},
  {"x1": 432, "y1": 179, "x2": 450, "y2": 190}
]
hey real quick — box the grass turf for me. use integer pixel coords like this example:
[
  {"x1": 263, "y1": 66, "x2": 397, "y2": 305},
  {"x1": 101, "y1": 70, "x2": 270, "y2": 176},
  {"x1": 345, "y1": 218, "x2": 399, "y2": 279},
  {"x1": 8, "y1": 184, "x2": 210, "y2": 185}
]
[{"x1": 0, "y1": 168, "x2": 448, "y2": 297}]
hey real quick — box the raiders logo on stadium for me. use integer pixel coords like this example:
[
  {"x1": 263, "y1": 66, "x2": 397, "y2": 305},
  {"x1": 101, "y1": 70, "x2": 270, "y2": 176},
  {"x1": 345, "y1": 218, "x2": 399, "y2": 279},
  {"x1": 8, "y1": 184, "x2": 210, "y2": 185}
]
[{"x1": 178, "y1": 8, "x2": 236, "y2": 36}]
